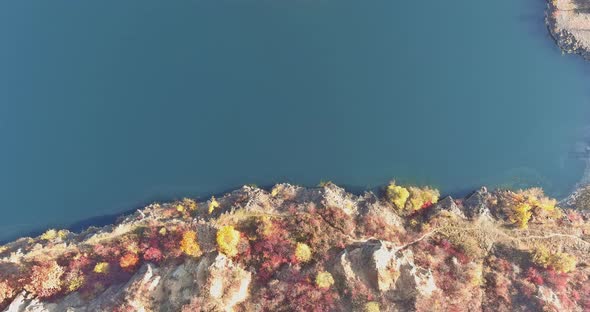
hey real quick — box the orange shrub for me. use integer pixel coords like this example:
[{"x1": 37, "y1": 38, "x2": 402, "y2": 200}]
[
  {"x1": 119, "y1": 253, "x2": 140, "y2": 270},
  {"x1": 180, "y1": 230, "x2": 201, "y2": 257}
]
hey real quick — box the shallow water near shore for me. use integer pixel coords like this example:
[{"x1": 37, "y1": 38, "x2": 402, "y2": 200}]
[{"x1": 1, "y1": 0, "x2": 590, "y2": 241}]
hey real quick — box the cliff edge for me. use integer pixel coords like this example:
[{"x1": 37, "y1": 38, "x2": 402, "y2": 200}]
[{"x1": 0, "y1": 183, "x2": 589, "y2": 311}]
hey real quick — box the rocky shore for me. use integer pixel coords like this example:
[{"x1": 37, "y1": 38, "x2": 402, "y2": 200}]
[
  {"x1": 0, "y1": 183, "x2": 589, "y2": 311},
  {"x1": 547, "y1": 0, "x2": 590, "y2": 59}
]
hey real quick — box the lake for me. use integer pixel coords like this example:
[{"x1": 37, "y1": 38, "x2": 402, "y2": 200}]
[{"x1": 1, "y1": 0, "x2": 589, "y2": 242}]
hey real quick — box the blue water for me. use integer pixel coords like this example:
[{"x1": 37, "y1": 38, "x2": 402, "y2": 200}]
[{"x1": 1, "y1": 0, "x2": 589, "y2": 241}]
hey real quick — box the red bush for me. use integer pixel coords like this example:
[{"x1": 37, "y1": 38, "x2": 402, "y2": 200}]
[
  {"x1": 525, "y1": 267, "x2": 544, "y2": 285},
  {"x1": 143, "y1": 247, "x2": 163, "y2": 263}
]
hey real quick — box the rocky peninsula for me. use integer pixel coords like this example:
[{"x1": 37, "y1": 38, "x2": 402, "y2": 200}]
[
  {"x1": 0, "y1": 182, "x2": 589, "y2": 312},
  {"x1": 547, "y1": 0, "x2": 590, "y2": 59}
]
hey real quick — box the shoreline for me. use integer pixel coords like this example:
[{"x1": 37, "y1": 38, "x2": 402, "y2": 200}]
[
  {"x1": 0, "y1": 183, "x2": 588, "y2": 311},
  {"x1": 545, "y1": 0, "x2": 590, "y2": 60}
]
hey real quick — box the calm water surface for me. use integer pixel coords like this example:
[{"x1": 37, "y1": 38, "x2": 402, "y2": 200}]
[{"x1": 1, "y1": 0, "x2": 589, "y2": 241}]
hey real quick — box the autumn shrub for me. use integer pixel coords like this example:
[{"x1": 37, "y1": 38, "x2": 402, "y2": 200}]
[
  {"x1": 364, "y1": 301, "x2": 380, "y2": 312},
  {"x1": 93, "y1": 262, "x2": 110, "y2": 274},
  {"x1": 386, "y1": 182, "x2": 439, "y2": 215},
  {"x1": 0, "y1": 280, "x2": 14, "y2": 305},
  {"x1": 408, "y1": 186, "x2": 440, "y2": 210},
  {"x1": 499, "y1": 188, "x2": 561, "y2": 228},
  {"x1": 180, "y1": 230, "x2": 201, "y2": 258},
  {"x1": 68, "y1": 253, "x2": 92, "y2": 272},
  {"x1": 285, "y1": 209, "x2": 349, "y2": 259},
  {"x1": 545, "y1": 269, "x2": 570, "y2": 292},
  {"x1": 248, "y1": 218, "x2": 295, "y2": 281},
  {"x1": 182, "y1": 198, "x2": 197, "y2": 211},
  {"x1": 216, "y1": 225, "x2": 240, "y2": 257},
  {"x1": 143, "y1": 247, "x2": 163, "y2": 263},
  {"x1": 531, "y1": 247, "x2": 577, "y2": 273},
  {"x1": 93, "y1": 243, "x2": 122, "y2": 262},
  {"x1": 40, "y1": 229, "x2": 57, "y2": 241},
  {"x1": 357, "y1": 212, "x2": 399, "y2": 242},
  {"x1": 386, "y1": 182, "x2": 410, "y2": 209},
  {"x1": 318, "y1": 206, "x2": 355, "y2": 234},
  {"x1": 508, "y1": 203, "x2": 532, "y2": 229},
  {"x1": 294, "y1": 243, "x2": 312, "y2": 263},
  {"x1": 256, "y1": 277, "x2": 340, "y2": 312},
  {"x1": 438, "y1": 239, "x2": 470, "y2": 265},
  {"x1": 64, "y1": 270, "x2": 85, "y2": 292},
  {"x1": 25, "y1": 261, "x2": 64, "y2": 298},
  {"x1": 119, "y1": 253, "x2": 140, "y2": 271},
  {"x1": 208, "y1": 197, "x2": 220, "y2": 214},
  {"x1": 315, "y1": 271, "x2": 335, "y2": 289},
  {"x1": 525, "y1": 267, "x2": 544, "y2": 285}
]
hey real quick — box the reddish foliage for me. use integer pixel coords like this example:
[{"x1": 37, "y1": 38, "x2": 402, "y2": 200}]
[
  {"x1": 258, "y1": 276, "x2": 340, "y2": 312},
  {"x1": 525, "y1": 267, "x2": 544, "y2": 285},
  {"x1": 421, "y1": 201, "x2": 433, "y2": 209},
  {"x1": 566, "y1": 210, "x2": 584, "y2": 223},
  {"x1": 236, "y1": 233, "x2": 252, "y2": 263},
  {"x1": 252, "y1": 239, "x2": 293, "y2": 282},
  {"x1": 545, "y1": 269, "x2": 569, "y2": 292},
  {"x1": 25, "y1": 261, "x2": 64, "y2": 298},
  {"x1": 250, "y1": 219, "x2": 295, "y2": 282},
  {"x1": 491, "y1": 273, "x2": 512, "y2": 304},
  {"x1": 93, "y1": 244, "x2": 122, "y2": 262},
  {"x1": 342, "y1": 279, "x2": 374, "y2": 304},
  {"x1": 160, "y1": 228, "x2": 184, "y2": 259},
  {"x1": 143, "y1": 247, "x2": 163, "y2": 263},
  {"x1": 68, "y1": 254, "x2": 92, "y2": 272},
  {"x1": 359, "y1": 213, "x2": 398, "y2": 242},
  {"x1": 318, "y1": 206, "x2": 355, "y2": 234},
  {"x1": 438, "y1": 239, "x2": 469, "y2": 265}
]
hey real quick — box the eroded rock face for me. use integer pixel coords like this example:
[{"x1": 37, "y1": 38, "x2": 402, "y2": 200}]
[
  {"x1": 536, "y1": 285, "x2": 563, "y2": 311},
  {"x1": 205, "y1": 254, "x2": 252, "y2": 311},
  {"x1": 431, "y1": 196, "x2": 466, "y2": 219},
  {"x1": 3, "y1": 254, "x2": 251, "y2": 312},
  {"x1": 463, "y1": 187, "x2": 492, "y2": 218},
  {"x1": 333, "y1": 240, "x2": 437, "y2": 308}
]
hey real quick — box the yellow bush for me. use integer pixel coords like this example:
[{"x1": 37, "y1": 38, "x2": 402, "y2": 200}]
[
  {"x1": 315, "y1": 271, "x2": 335, "y2": 289},
  {"x1": 532, "y1": 247, "x2": 577, "y2": 273},
  {"x1": 552, "y1": 253, "x2": 577, "y2": 273},
  {"x1": 208, "y1": 197, "x2": 220, "y2": 214},
  {"x1": 66, "y1": 272, "x2": 85, "y2": 292},
  {"x1": 159, "y1": 227, "x2": 167, "y2": 236},
  {"x1": 508, "y1": 202, "x2": 533, "y2": 229},
  {"x1": 271, "y1": 186, "x2": 280, "y2": 197},
  {"x1": 294, "y1": 243, "x2": 312, "y2": 263},
  {"x1": 386, "y1": 182, "x2": 409, "y2": 210},
  {"x1": 364, "y1": 302, "x2": 380, "y2": 312},
  {"x1": 386, "y1": 182, "x2": 440, "y2": 215},
  {"x1": 93, "y1": 262, "x2": 110, "y2": 274},
  {"x1": 216, "y1": 225, "x2": 240, "y2": 257},
  {"x1": 40, "y1": 229, "x2": 57, "y2": 241},
  {"x1": 183, "y1": 198, "x2": 198, "y2": 211},
  {"x1": 408, "y1": 186, "x2": 440, "y2": 211},
  {"x1": 180, "y1": 230, "x2": 201, "y2": 257}
]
